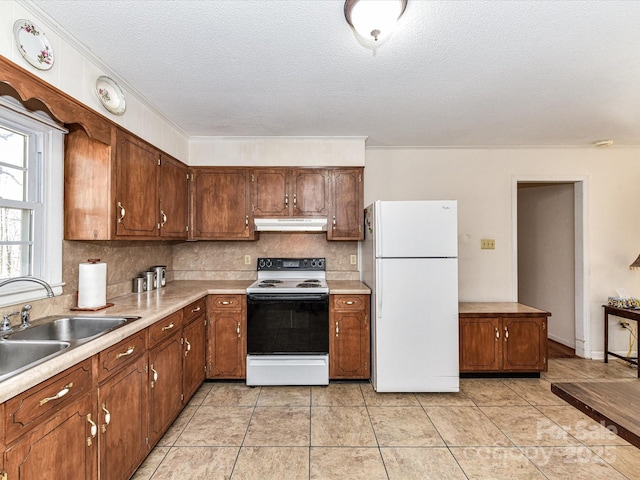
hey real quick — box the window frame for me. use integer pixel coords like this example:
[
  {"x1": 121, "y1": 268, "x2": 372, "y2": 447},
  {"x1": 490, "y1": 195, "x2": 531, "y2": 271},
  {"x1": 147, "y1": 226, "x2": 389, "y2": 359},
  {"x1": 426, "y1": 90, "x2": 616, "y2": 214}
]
[{"x1": 0, "y1": 97, "x2": 65, "y2": 307}]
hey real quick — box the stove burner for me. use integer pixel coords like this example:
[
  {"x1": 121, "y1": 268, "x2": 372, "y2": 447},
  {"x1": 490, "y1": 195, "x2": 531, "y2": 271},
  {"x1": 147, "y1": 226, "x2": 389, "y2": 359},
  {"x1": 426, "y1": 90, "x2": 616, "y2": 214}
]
[
  {"x1": 301, "y1": 279, "x2": 320, "y2": 284},
  {"x1": 297, "y1": 283, "x2": 319, "y2": 288},
  {"x1": 257, "y1": 283, "x2": 275, "y2": 288},
  {"x1": 261, "y1": 279, "x2": 283, "y2": 284}
]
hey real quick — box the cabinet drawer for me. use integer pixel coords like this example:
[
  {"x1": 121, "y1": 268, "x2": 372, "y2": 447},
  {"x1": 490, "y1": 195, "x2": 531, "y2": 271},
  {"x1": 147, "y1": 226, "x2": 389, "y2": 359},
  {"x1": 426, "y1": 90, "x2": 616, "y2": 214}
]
[
  {"x1": 333, "y1": 295, "x2": 366, "y2": 311},
  {"x1": 148, "y1": 310, "x2": 183, "y2": 347},
  {"x1": 208, "y1": 294, "x2": 243, "y2": 311},
  {"x1": 184, "y1": 297, "x2": 206, "y2": 322},
  {"x1": 4, "y1": 358, "x2": 93, "y2": 443},
  {"x1": 98, "y1": 332, "x2": 146, "y2": 382}
]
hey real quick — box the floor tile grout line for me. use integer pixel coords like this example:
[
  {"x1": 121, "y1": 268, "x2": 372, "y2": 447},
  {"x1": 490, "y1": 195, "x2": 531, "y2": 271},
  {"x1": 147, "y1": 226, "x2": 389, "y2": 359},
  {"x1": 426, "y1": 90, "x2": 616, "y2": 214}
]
[
  {"x1": 359, "y1": 383, "x2": 393, "y2": 480},
  {"x1": 226, "y1": 385, "x2": 261, "y2": 479}
]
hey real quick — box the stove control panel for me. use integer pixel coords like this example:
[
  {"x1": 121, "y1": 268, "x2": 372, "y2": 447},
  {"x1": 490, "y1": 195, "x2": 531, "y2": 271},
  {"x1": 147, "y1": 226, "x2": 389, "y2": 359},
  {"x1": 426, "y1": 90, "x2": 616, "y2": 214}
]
[{"x1": 257, "y1": 257, "x2": 325, "y2": 271}]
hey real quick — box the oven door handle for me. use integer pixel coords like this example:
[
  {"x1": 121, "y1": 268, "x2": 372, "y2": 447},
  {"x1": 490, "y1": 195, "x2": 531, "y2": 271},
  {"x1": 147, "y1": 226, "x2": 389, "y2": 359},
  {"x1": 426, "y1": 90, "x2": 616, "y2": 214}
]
[{"x1": 247, "y1": 293, "x2": 329, "y2": 302}]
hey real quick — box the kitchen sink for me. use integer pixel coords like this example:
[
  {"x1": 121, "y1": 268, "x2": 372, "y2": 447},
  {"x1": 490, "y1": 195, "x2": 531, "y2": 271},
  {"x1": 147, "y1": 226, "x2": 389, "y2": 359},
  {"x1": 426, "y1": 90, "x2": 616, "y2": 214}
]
[
  {"x1": 0, "y1": 339, "x2": 70, "y2": 381},
  {"x1": 7, "y1": 316, "x2": 130, "y2": 341}
]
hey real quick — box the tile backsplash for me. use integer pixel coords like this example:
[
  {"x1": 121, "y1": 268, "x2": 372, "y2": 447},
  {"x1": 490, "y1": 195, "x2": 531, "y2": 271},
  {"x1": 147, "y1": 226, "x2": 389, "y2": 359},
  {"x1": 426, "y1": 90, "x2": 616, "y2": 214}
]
[{"x1": 0, "y1": 234, "x2": 358, "y2": 324}]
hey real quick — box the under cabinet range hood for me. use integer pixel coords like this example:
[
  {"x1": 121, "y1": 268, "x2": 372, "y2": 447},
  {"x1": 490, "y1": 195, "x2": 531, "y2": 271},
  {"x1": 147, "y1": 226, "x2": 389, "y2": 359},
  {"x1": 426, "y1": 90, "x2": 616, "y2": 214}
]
[{"x1": 254, "y1": 218, "x2": 328, "y2": 232}]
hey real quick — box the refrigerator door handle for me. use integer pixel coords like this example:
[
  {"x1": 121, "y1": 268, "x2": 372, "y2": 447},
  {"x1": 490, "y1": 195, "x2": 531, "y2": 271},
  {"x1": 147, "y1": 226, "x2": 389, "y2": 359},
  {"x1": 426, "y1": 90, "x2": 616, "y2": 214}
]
[{"x1": 377, "y1": 261, "x2": 383, "y2": 318}]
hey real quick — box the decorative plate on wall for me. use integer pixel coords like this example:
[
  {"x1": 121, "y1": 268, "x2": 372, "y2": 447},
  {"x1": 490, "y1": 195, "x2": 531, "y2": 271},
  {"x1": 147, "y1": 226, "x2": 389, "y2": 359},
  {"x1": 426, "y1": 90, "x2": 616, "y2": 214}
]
[
  {"x1": 95, "y1": 76, "x2": 126, "y2": 115},
  {"x1": 13, "y1": 19, "x2": 55, "y2": 70}
]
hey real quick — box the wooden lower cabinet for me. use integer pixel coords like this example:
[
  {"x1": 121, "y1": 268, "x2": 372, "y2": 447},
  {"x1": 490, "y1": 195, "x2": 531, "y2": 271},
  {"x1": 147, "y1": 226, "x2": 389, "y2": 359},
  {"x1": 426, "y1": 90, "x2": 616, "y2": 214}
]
[
  {"x1": 207, "y1": 295, "x2": 246, "y2": 379},
  {"x1": 148, "y1": 330, "x2": 183, "y2": 447},
  {"x1": 98, "y1": 354, "x2": 148, "y2": 480},
  {"x1": 183, "y1": 313, "x2": 207, "y2": 402},
  {"x1": 2, "y1": 393, "x2": 97, "y2": 479},
  {"x1": 459, "y1": 303, "x2": 550, "y2": 374},
  {"x1": 329, "y1": 294, "x2": 370, "y2": 379}
]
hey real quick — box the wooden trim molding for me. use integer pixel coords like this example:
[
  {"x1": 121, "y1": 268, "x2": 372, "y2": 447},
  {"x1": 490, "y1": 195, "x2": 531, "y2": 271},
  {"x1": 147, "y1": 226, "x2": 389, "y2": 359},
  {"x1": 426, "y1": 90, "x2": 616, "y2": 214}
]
[{"x1": 0, "y1": 55, "x2": 112, "y2": 145}]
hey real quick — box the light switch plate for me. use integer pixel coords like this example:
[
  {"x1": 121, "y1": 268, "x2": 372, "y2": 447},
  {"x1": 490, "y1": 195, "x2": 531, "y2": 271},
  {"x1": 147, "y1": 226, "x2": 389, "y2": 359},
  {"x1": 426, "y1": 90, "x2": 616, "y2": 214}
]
[
  {"x1": 244, "y1": 255, "x2": 251, "y2": 265},
  {"x1": 350, "y1": 254, "x2": 357, "y2": 265}
]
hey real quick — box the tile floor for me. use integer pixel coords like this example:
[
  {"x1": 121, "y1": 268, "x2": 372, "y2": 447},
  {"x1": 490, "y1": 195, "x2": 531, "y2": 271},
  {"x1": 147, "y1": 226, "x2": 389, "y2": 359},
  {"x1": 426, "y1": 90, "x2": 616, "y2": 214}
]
[{"x1": 132, "y1": 358, "x2": 640, "y2": 479}]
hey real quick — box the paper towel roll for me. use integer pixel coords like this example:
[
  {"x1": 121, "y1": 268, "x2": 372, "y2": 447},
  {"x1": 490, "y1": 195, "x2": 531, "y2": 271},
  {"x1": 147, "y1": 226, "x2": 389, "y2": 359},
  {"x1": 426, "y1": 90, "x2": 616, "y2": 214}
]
[{"x1": 78, "y1": 261, "x2": 107, "y2": 308}]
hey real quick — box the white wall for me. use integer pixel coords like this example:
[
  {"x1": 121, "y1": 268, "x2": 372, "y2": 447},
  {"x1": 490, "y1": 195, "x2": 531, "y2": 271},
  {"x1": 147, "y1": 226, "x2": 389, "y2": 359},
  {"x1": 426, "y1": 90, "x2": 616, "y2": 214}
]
[
  {"x1": 364, "y1": 147, "x2": 640, "y2": 359},
  {"x1": 0, "y1": 1, "x2": 189, "y2": 162},
  {"x1": 518, "y1": 184, "x2": 575, "y2": 348}
]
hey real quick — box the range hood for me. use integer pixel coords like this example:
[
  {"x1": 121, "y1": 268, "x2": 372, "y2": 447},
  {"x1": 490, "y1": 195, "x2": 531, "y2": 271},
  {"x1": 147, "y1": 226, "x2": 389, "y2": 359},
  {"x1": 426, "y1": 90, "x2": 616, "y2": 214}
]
[{"x1": 254, "y1": 218, "x2": 328, "y2": 232}]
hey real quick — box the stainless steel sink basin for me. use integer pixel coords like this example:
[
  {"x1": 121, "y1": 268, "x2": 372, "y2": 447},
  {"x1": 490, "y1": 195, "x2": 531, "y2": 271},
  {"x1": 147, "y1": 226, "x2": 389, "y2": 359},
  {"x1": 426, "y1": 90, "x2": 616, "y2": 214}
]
[
  {"x1": 7, "y1": 316, "x2": 129, "y2": 341},
  {"x1": 0, "y1": 339, "x2": 70, "y2": 380}
]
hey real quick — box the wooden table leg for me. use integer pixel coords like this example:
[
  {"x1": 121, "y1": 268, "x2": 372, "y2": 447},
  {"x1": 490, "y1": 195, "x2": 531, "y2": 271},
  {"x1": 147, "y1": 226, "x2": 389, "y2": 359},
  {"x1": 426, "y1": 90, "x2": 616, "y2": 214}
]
[{"x1": 604, "y1": 308, "x2": 609, "y2": 363}]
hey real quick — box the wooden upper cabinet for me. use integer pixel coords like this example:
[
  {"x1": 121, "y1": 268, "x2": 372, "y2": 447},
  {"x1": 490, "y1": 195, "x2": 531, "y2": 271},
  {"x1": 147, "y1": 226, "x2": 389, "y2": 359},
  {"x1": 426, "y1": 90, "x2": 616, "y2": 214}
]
[
  {"x1": 328, "y1": 168, "x2": 364, "y2": 240},
  {"x1": 252, "y1": 168, "x2": 289, "y2": 216},
  {"x1": 252, "y1": 168, "x2": 329, "y2": 217},
  {"x1": 159, "y1": 155, "x2": 188, "y2": 239},
  {"x1": 65, "y1": 126, "x2": 189, "y2": 240},
  {"x1": 191, "y1": 168, "x2": 254, "y2": 240},
  {"x1": 115, "y1": 130, "x2": 159, "y2": 237},
  {"x1": 292, "y1": 169, "x2": 329, "y2": 216}
]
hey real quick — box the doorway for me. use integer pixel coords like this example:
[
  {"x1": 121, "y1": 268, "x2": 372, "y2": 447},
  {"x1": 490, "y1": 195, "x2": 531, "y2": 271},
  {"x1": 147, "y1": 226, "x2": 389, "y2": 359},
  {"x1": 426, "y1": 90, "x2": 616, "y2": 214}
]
[{"x1": 512, "y1": 178, "x2": 589, "y2": 358}]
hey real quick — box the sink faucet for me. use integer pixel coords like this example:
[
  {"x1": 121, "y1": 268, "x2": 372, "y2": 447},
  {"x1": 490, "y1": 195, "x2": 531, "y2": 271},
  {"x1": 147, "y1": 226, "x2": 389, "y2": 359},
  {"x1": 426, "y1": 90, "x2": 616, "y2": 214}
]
[{"x1": 0, "y1": 276, "x2": 54, "y2": 298}]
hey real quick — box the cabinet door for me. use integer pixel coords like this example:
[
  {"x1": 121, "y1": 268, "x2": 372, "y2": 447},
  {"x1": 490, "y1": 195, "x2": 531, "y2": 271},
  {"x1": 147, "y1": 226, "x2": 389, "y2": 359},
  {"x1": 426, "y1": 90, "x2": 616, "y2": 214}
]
[
  {"x1": 291, "y1": 169, "x2": 329, "y2": 217},
  {"x1": 208, "y1": 312, "x2": 246, "y2": 378},
  {"x1": 252, "y1": 168, "x2": 289, "y2": 216},
  {"x1": 183, "y1": 314, "x2": 207, "y2": 402},
  {"x1": 459, "y1": 317, "x2": 502, "y2": 372},
  {"x1": 328, "y1": 168, "x2": 363, "y2": 240},
  {"x1": 502, "y1": 317, "x2": 547, "y2": 372},
  {"x1": 159, "y1": 155, "x2": 188, "y2": 239},
  {"x1": 148, "y1": 332, "x2": 183, "y2": 447},
  {"x1": 98, "y1": 354, "x2": 148, "y2": 480},
  {"x1": 330, "y1": 309, "x2": 370, "y2": 379},
  {"x1": 3, "y1": 393, "x2": 97, "y2": 479},
  {"x1": 115, "y1": 131, "x2": 159, "y2": 237},
  {"x1": 191, "y1": 168, "x2": 253, "y2": 239}
]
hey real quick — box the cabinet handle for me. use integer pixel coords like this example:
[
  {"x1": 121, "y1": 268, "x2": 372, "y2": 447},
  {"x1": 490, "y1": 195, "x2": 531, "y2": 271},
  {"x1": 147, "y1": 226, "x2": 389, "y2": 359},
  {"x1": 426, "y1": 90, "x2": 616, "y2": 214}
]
[
  {"x1": 161, "y1": 322, "x2": 175, "y2": 331},
  {"x1": 116, "y1": 345, "x2": 135, "y2": 359},
  {"x1": 245, "y1": 215, "x2": 249, "y2": 228},
  {"x1": 285, "y1": 194, "x2": 289, "y2": 207},
  {"x1": 293, "y1": 194, "x2": 297, "y2": 208},
  {"x1": 495, "y1": 327, "x2": 499, "y2": 340},
  {"x1": 150, "y1": 364, "x2": 158, "y2": 388},
  {"x1": 191, "y1": 306, "x2": 201, "y2": 313},
  {"x1": 184, "y1": 338, "x2": 191, "y2": 356},
  {"x1": 117, "y1": 202, "x2": 126, "y2": 223},
  {"x1": 160, "y1": 210, "x2": 167, "y2": 227},
  {"x1": 343, "y1": 301, "x2": 355, "y2": 305},
  {"x1": 101, "y1": 402, "x2": 111, "y2": 433},
  {"x1": 219, "y1": 301, "x2": 231, "y2": 305},
  {"x1": 237, "y1": 322, "x2": 241, "y2": 337},
  {"x1": 87, "y1": 414, "x2": 97, "y2": 447},
  {"x1": 332, "y1": 215, "x2": 336, "y2": 229},
  {"x1": 335, "y1": 321, "x2": 339, "y2": 337},
  {"x1": 504, "y1": 326, "x2": 509, "y2": 341},
  {"x1": 39, "y1": 382, "x2": 73, "y2": 406}
]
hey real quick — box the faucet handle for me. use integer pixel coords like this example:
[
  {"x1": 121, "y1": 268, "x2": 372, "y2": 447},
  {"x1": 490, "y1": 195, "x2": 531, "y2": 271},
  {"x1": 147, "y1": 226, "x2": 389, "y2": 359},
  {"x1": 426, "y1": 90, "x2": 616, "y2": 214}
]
[{"x1": 2, "y1": 311, "x2": 20, "y2": 334}]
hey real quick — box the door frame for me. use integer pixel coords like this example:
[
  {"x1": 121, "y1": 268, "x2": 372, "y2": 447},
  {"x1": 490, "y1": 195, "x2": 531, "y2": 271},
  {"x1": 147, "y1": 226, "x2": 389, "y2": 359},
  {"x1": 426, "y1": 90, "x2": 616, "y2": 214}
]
[{"x1": 511, "y1": 175, "x2": 590, "y2": 358}]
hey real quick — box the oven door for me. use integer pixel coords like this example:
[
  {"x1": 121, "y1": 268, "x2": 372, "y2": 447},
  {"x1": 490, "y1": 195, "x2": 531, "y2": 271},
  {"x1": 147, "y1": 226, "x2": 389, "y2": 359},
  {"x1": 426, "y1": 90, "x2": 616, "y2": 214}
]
[{"x1": 247, "y1": 293, "x2": 329, "y2": 355}]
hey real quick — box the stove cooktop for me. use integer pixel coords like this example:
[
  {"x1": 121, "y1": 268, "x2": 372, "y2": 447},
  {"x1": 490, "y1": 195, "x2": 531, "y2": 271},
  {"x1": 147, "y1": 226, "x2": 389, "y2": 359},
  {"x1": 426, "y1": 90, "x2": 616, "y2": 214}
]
[{"x1": 247, "y1": 257, "x2": 328, "y2": 294}]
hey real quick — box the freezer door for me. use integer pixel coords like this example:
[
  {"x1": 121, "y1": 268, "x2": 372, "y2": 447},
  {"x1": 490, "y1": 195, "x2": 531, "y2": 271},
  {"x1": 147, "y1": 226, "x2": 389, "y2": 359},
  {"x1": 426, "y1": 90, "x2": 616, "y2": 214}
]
[
  {"x1": 372, "y1": 257, "x2": 459, "y2": 392},
  {"x1": 374, "y1": 200, "x2": 458, "y2": 258}
]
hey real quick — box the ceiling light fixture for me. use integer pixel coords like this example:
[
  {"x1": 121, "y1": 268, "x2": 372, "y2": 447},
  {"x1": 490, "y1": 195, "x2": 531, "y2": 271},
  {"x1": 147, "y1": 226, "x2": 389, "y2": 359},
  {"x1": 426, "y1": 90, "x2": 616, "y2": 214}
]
[{"x1": 344, "y1": 0, "x2": 407, "y2": 44}]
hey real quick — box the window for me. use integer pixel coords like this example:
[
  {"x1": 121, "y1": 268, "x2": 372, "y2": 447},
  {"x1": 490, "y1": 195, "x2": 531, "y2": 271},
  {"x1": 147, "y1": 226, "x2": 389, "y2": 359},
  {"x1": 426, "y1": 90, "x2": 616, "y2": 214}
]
[{"x1": 0, "y1": 99, "x2": 64, "y2": 306}]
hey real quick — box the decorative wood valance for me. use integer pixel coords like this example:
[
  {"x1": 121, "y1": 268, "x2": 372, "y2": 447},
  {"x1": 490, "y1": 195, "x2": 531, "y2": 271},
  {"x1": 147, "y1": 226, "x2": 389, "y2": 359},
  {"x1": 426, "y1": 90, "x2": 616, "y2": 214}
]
[{"x1": 0, "y1": 55, "x2": 112, "y2": 145}]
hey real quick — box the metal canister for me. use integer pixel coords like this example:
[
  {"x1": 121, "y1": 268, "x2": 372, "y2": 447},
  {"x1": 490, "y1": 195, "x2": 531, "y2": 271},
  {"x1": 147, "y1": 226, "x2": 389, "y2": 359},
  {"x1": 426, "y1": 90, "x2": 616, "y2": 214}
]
[
  {"x1": 132, "y1": 276, "x2": 146, "y2": 293},
  {"x1": 144, "y1": 271, "x2": 157, "y2": 291},
  {"x1": 151, "y1": 265, "x2": 166, "y2": 287}
]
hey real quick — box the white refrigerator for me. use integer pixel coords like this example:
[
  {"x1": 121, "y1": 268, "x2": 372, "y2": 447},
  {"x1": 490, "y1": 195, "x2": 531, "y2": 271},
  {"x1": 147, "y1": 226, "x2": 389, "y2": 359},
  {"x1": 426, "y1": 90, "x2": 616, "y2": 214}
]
[{"x1": 361, "y1": 200, "x2": 459, "y2": 392}]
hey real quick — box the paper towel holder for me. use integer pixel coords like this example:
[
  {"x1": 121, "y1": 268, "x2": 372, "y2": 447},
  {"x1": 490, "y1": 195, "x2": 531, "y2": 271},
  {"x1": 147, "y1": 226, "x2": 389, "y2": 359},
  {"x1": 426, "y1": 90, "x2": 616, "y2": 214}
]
[{"x1": 71, "y1": 258, "x2": 114, "y2": 312}]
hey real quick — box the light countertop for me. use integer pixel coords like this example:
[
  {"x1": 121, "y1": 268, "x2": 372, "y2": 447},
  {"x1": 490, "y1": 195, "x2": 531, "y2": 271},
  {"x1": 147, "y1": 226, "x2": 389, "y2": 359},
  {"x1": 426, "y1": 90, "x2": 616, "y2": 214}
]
[
  {"x1": 459, "y1": 302, "x2": 551, "y2": 316},
  {"x1": 0, "y1": 279, "x2": 369, "y2": 403}
]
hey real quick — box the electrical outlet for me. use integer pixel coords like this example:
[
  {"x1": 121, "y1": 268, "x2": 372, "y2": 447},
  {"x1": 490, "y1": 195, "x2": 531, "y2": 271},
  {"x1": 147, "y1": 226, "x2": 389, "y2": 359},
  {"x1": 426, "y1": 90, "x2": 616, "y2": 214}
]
[
  {"x1": 480, "y1": 239, "x2": 496, "y2": 250},
  {"x1": 621, "y1": 321, "x2": 630, "y2": 329},
  {"x1": 244, "y1": 255, "x2": 251, "y2": 265},
  {"x1": 350, "y1": 254, "x2": 357, "y2": 265}
]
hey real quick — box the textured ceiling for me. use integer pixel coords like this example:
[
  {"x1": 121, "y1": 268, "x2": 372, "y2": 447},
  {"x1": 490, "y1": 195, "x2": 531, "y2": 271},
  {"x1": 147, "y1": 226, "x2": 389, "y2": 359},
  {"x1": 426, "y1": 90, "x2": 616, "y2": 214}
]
[{"x1": 30, "y1": 0, "x2": 640, "y2": 147}]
